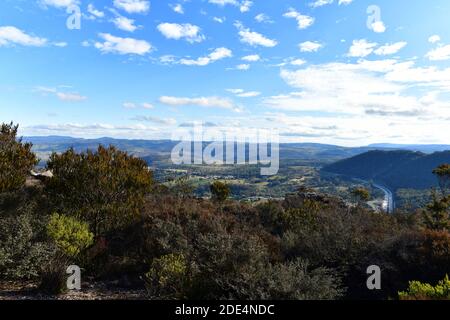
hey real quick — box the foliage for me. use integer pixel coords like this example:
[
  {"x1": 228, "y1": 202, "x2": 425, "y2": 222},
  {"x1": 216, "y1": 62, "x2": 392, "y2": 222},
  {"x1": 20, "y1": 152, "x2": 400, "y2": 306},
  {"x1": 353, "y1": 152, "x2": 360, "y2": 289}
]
[
  {"x1": 145, "y1": 254, "x2": 188, "y2": 299},
  {"x1": 0, "y1": 122, "x2": 37, "y2": 193},
  {"x1": 433, "y1": 164, "x2": 450, "y2": 195},
  {"x1": 38, "y1": 255, "x2": 70, "y2": 295},
  {"x1": 0, "y1": 212, "x2": 54, "y2": 280},
  {"x1": 399, "y1": 275, "x2": 450, "y2": 300},
  {"x1": 45, "y1": 145, "x2": 154, "y2": 236},
  {"x1": 47, "y1": 213, "x2": 94, "y2": 257},
  {"x1": 351, "y1": 187, "x2": 371, "y2": 203},
  {"x1": 167, "y1": 176, "x2": 196, "y2": 198},
  {"x1": 423, "y1": 191, "x2": 449, "y2": 231},
  {"x1": 0, "y1": 189, "x2": 55, "y2": 280},
  {"x1": 210, "y1": 181, "x2": 231, "y2": 202}
]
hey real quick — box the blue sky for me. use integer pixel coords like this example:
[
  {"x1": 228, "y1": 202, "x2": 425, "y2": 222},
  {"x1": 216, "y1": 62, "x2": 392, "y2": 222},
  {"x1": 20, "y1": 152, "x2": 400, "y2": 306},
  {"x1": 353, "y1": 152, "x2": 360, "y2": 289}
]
[{"x1": 1, "y1": 0, "x2": 450, "y2": 146}]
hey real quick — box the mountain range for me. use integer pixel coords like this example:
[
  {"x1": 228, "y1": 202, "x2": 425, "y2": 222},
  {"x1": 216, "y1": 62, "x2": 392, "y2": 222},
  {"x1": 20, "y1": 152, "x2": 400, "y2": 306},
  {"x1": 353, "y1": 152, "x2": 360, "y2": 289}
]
[{"x1": 322, "y1": 150, "x2": 450, "y2": 190}]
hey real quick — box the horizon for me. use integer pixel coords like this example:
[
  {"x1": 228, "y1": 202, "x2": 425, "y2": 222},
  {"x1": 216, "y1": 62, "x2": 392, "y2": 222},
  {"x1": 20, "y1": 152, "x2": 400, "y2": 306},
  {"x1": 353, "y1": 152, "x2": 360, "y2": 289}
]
[
  {"x1": 2, "y1": 0, "x2": 450, "y2": 147},
  {"x1": 22, "y1": 133, "x2": 450, "y2": 150}
]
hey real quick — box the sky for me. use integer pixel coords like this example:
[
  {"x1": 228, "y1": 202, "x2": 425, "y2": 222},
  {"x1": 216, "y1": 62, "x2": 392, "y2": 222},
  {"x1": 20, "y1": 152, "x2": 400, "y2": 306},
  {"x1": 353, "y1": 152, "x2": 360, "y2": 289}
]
[{"x1": 1, "y1": 0, "x2": 450, "y2": 146}]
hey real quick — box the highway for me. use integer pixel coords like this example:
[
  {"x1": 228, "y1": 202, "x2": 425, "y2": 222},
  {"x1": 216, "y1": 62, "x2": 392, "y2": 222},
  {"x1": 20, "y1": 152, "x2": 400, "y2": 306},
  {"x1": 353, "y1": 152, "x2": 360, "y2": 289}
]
[{"x1": 372, "y1": 183, "x2": 395, "y2": 214}]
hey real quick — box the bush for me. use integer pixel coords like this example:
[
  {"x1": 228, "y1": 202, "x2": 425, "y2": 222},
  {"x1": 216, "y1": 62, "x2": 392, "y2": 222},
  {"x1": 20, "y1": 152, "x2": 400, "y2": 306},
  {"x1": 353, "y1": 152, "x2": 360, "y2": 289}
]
[
  {"x1": 0, "y1": 123, "x2": 37, "y2": 193},
  {"x1": 145, "y1": 254, "x2": 188, "y2": 299},
  {"x1": 45, "y1": 146, "x2": 154, "y2": 236},
  {"x1": 210, "y1": 181, "x2": 231, "y2": 202},
  {"x1": 47, "y1": 213, "x2": 94, "y2": 257},
  {"x1": 0, "y1": 211, "x2": 54, "y2": 280},
  {"x1": 38, "y1": 255, "x2": 70, "y2": 295},
  {"x1": 399, "y1": 275, "x2": 450, "y2": 300}
]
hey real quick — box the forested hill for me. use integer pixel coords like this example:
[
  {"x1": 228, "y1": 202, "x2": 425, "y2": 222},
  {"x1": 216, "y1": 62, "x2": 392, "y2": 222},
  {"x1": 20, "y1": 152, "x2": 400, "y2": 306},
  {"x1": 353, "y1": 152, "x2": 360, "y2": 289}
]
[{"x1": 322, "y1": 150, "x2": 450, "y2": 190}]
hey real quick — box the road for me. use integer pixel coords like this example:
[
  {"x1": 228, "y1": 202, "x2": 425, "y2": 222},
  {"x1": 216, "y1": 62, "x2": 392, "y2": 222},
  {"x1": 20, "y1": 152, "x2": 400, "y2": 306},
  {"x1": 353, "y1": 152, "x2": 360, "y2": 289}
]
[{"x1": 372, "y1": 183, "x2": 395, "y2": 214}]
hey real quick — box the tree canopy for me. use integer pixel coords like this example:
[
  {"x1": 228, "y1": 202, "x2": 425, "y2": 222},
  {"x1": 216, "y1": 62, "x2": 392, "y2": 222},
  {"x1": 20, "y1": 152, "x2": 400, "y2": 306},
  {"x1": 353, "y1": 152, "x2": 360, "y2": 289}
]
[{"x1": 0, "y1": 123, "x2": 37, "y2": 193}]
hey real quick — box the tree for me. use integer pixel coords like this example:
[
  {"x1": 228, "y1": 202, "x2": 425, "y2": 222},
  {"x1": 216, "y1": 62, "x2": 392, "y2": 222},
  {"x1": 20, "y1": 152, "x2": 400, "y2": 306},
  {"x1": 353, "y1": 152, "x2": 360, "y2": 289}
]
[
  {"x1": 423, "y1": 191, "x2": 449, "y2": 231},
  {"x1": 351, "y1": 187, "x2": 371, "y2": 204},
  {"x1": 210, "y1": 181, "x2": 231, "y2": 202},
  {"x1": 433, "y1": 164, "x2": 450, "y2": 196},
  {"x1": 0, "y1": 122, "x2": 37, "y2": 193},
  {"x1": 423, "y1": 165, "x2": 450, "y2": 231},
  {"x1": 45, "y1": 145, "x2": 154, "y2": 236}
]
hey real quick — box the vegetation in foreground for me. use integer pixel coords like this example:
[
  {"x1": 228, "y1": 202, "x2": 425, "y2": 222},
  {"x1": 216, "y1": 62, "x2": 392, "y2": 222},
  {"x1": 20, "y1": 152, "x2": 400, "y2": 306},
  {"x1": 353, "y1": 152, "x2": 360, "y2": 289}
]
[{"x1": 1, "y1": 123, "x2": 449, "y2": 300}]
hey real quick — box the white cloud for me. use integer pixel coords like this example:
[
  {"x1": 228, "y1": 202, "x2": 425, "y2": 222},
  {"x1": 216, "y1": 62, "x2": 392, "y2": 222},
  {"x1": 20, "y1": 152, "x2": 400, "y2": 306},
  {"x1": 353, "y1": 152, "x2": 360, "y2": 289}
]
[
  {"x1": 113, "y1": 16, "x2": 139, "y2": 32},
  {"x1": 308, "y1": 0, "x2": 353, "y2": 7},
  {"x1": 159, "y1": 96, "x2": 241, "y2": 112},
  {"x1": 170, "y1": 3, "x2": 184, "y2": 14},
  {"x1": 87, "y1": 3, "x2": 104, "y2": 18},
  {"x1": 94, "y1": 33, "x2": 152, "y2": 55},
  {"x1": 157, "y1": 23, "x2": 205, "y2": 43},
  {"x1": 179, "y1": 47, "x2": 232, "y2": 66},
  {"x1": 35, "y1": 86, "x2": 87, "y2": 102},
  {"x1": 57, "y1": 92, "x2": 87, "y2": 102},
  {"x1": 370, "y1": 21, "x2": 386, "y2": 33},
  {"x1": 142, "y1": 103, "x2": 154, "y2": 109},
  {"x1": 131, "y1": 115, "x2": 176, "y2": 125},
  {"x1": 283, "y1": 8, "x2": 315, "y2": 30},
  {"x1": 113, "y1": 0, "x2": 150, "y2": 14},
  {"x1": 53, "y1": 42, "x2": 68, "y2": 47},
  {"x1": 235, "y1": 22, "x2": 277, "y2": 47},
  {"x1": 255, "y1": 13, "x2": 272, "y2": 23},
  {"x1": 209, "y1": 0, "x2": 238, "y2": 5},
  {"x1": 310, "y1": 0, "x2": 333, "y2": 8},
  {"x1": 348, "y1": 39, "x2": 377, "y2": 57},
  {"x1": 426, "y1": 44, "x2": 450, "y2": 61},
  {"x1": 123, "y1": 102, "x2": 137, "y2": 109},
  {"x1": 213, "y1": 17, "x2": 226, "y2": 23},
  {"x1": 263, "y1": 59, "x2": 450, "y2": 126},
  {"x1": 227, "y1": 89, "x2": 261, "y2": 97},
  {"x1": 240, "y1": 0, "x2": 253, "y2": 12},
  {"x1": 242, "y1": 54, "x2": 260, "y2": 62},
  {"x1": 291, "y1": 59, "x2": 306, "y2": 66},
  {"x1": 374, "y1": 42, "x2": 407, "y2": 55},
  {"x1": 299, "y1": 41, "x2": 323, "y2": 52},
  {"x1": 0, "y1": 26, "x2": 47, "y2": 47},
  {"x1": 123, "y1": 102, "x2": 154, "y2": 109},
  {"x1": 236, "y1": 64, "x2": 250, "y2": 70},
  {"x1": 428, "y1": 35, "x2": 441, "y2": 44},
  {"x1": 40, "y1": 0, "x2": 79, "y2": 8}
]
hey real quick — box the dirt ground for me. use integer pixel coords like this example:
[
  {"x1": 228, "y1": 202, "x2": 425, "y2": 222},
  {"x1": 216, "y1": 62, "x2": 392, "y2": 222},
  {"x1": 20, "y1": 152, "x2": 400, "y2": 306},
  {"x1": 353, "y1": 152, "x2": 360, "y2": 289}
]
[{"x1": 0, "y1": 281, "x2": 147, "y2": 300}]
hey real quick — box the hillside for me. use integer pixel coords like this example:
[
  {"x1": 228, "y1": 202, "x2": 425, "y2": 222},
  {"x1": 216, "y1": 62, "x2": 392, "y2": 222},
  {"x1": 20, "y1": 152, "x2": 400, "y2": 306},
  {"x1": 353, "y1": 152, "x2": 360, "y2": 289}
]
[
  {"x1": 24, "y1": 136, "x2": 446, "y2": 166},
  {"x1": 322, "y1": 150, "x2": 450, "y2": 190}
]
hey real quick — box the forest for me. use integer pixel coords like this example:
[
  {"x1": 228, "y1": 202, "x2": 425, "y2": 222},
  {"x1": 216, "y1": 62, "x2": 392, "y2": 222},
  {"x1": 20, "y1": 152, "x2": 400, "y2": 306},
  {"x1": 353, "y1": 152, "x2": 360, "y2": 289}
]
[{"x1": 1, "y1": 123, "x2": 449, "y2": 300}]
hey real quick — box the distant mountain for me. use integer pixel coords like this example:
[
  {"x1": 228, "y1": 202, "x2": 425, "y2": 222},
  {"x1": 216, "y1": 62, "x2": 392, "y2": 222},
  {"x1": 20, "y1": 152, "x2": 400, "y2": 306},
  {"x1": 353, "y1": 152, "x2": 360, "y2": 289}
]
[
  {"x1": 23, "y1": 135, "x2": 450, "y2": 172},
  {"x1": 24, "y1": 136, "x2": 379, "y2": 164},
  {"x1": 368, "y1": 143, "x2": 450, "y2": 153},
  {"x1": 322, "y1": 150, "x2": 450, "y2": 190}
]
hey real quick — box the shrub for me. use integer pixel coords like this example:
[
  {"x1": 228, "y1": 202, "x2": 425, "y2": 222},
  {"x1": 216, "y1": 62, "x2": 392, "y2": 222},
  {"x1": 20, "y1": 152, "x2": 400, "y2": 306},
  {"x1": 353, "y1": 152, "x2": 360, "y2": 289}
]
[
  {"x1": 210, "y1": 181, "x2": 231, "y2": 202},
  {"x1": 399, "y1": 275, "x2": 450, "y2": 300},
  {"x1": 47, "y1": 213, "x2": 94, "y2": 257},
  {"x1": 145, "y1": 254, "x2": 188, "y2": 299},
  {"x1": 0, "y1": 122, "x2": 37, "y2": 193},
  {"x1": 0, "y1": 211, "x2": 54, "y2": 280},
  {"x1": 45, "y1": 145, "x2": 154, "y2": 236},
  {"x1": 38, "y1": 255, "x2": 70, "y2": 295}
]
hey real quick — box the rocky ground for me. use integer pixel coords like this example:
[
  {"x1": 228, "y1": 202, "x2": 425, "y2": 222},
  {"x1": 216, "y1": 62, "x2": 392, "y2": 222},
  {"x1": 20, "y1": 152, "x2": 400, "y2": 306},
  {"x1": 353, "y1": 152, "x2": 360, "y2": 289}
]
[{"x1": 0, "y1": 281, "x2": 147, "y2": 300}]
